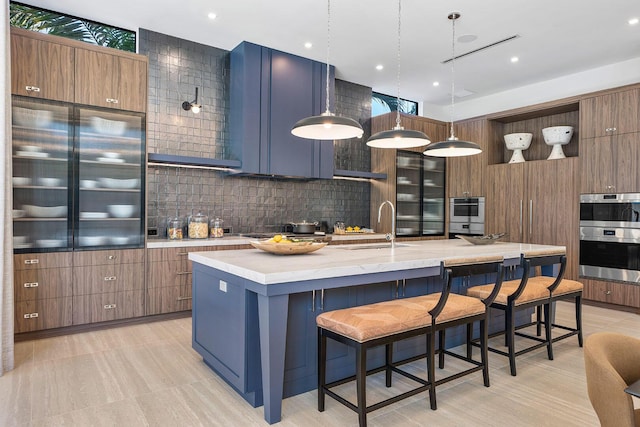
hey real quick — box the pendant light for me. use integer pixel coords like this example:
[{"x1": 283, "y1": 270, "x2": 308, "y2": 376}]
[
  {"x1": 367, "y1": 0, "x2": 431, "y2": 149},
  {"x1": 423, "y1": 13, "x2": 482, "y2": 157},
  {"x1": 291, "y1": 0, "x2": 364, "y2": 140}
]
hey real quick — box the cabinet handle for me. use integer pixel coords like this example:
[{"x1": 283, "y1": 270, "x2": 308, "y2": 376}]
[
  {"x1": 177, "y1": 252, "x2": 189, "y2": 256},
  {"x1": 23, "y1": 282, "x2": 39, "y2": 288},
  {"x1": 108, "y1": 255, "x2": 117, "y2": 260},
  {"x1": 605, "y1": 127, "x2": 617, "y2": 133},
  {"x1": 519, "y1": 200, "x2": 523, "y2": 238},
  {"x1": 23, "y1": 312, "x2": 39, "y2": 319},
  {"x1": 529, "y1": 199, "x2": 533, "y2": 235},
  {"x1": 103, "y1": 304, "x2": 117, "y2": 309},
  {"x1": 321, "y1": 289, "x2": 325, "y2": 311},
  {"x1": 176, "y1": 271, "x2": 192, "y2": 276},
  {"x1": 605, "y1": 290, "x2": 612, "y2": 295},
  {"x1": 24, "y1": 259, "x2": 39, "y2": 265},
  {"x1": 311, "y1": 289, "x2": 316, "y2": 312},
  {"x1": 103, "y1": 276, "x2": 117, "y2": 281},
  {"x1": 177, "y1": 296, "x2": 192, "y2": 301},
  {"x1": 25, "y1": 85, "x2": 41, "y2": 92},
  {"x1": 106, "y1": 98, "x2": 119, "y2": 104}
]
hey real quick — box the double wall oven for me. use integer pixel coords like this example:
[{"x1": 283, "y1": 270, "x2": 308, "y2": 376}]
[
  {"x1": 580, "y1": 193, "x2": 640, "y2": 282},
  {"x1": 449, "y1": 197, "x2": 485, "y2": 236}
]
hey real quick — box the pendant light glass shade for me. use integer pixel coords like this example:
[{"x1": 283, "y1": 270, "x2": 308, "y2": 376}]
[
  {"x1": 291, "y1": 0, "x2": 364, "y2": 140},
  {"x1": 366, "y1": 0, "x2": 430, "y2": 149},
  {"x1": 423, "y1": 12, "x2": 481, "y2": 158}
]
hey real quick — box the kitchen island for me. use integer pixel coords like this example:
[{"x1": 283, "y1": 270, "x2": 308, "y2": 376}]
[{"x1": 189, "y1": 239, "x2": 564, "y2": 424}]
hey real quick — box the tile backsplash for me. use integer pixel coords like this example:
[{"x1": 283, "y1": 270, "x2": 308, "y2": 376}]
[{"x1": 140, "y1": 29, "x2": 375, "y2": 236}]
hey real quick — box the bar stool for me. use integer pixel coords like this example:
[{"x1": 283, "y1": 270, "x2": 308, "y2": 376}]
[
  {"x1": 316, "y1": 256, "x2": 504, "y2": 427},
  {"x1": 466, "y1": 249, "x2": 582, "y2": 376}
]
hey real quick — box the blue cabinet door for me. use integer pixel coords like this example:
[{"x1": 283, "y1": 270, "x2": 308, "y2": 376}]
[{"x1": 230, "y1": 41, "x2": 334, "y2": 178}]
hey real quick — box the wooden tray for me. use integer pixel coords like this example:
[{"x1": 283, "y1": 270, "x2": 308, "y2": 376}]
[{"x1": 250, "y1": 240, "x2": 328, "y2": 255}]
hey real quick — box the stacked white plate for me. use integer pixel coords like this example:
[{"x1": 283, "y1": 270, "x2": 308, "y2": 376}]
[{"x1": 80, "y1": 212, "x2": 108, "y2": 219}]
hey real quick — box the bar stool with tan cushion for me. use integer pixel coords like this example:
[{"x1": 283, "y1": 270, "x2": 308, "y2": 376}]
[
  {"x1": 466, "y1": 248, "x2": 582, "y2": 376},
  {"x1": 316, "y1": 256, "x2": 504, "y2": 427}
]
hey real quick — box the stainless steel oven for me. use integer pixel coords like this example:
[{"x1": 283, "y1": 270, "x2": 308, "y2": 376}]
[
  {"x1": 449, "y1": 197, "x2": 485, "y2": 236},
  {"x1": 579, "y1": 193, "x2": 640, "y2": 282}
]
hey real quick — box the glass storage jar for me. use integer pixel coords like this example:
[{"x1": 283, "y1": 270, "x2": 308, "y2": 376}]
[
  {"x1": 210, "y1": 217, "x2": 224, "y2": 238},
  {"x1": 167, "y1": 217, "x2": 184, "y2": 240},
  {"x1": 188, "y1": 211, "x2": 209, "y2": 239}
]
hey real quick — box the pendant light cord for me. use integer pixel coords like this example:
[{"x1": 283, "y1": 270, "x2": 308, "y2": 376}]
[
  {"x1": 449, "y1": 13, "x2": 458, "y2": 140},
  {"x1": 324, "y1": 0, "x2": 331, "y2": 114},
  {"x1": 395, "y1": 0, "x2": 402, "y2": 129}
]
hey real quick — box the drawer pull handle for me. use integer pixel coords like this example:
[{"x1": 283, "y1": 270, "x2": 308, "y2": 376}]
[
  {"x1": 108, "y1": 255, "x2": 117, "y2": 260},
  {"x1": 23, "y1": 312, "x2": 39, "y2": 319},
  {"x1": 605, "y1": 290, "x2": 612, "y2": 295},
  {"x1": 104, "y1": 276, "x2": 117, "y2": 281},
  {"x1": 23, "y1": 282, "x2": 39, "y2": 288},
  {"x1": 103, "y1": 304, "x2": 117, "y2": 309},
  {"x1": 176, "y1": 271, "x2": 192, "y2": 276},
  {"x1": 605, "y1": 127, "x2": 617, "y2": 132},
  {"x1": 24, "y1": 259, "x2": 39, "y2": 264},
  {"x1": 177, "y1": 296, "x2": 192, "y2": 301},
  {"x1": 25, "y1": 85, "x2": 41, "y2": 92},
  {"x1": 177, "y1": 252, "x2": 189, "y2": 256},
  {"x1": 106, "y1": 98, "x2": 119, "y2": 104}
]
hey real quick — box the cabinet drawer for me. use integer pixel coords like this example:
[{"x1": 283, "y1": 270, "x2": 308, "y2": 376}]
[
  {"x1": 147, "y1": 259, "x2": 191, "y2": 289},
  {"x1": 73, "y1": 249, "x2": 144, "y2": 267},
  {"x1": 14, "y1": 252, "x2": 73, "y2": 270},
  {"x1": 14, "y1": 268, "x2": 72, "y2": 301},
  {"x1": 582, "y1": 278, "x2": 640, "y2": 307},
  {"x1": 146, "y1": 285, "x2": 192, "y2": 315},
  {"x1": 73, "y1": 263, "x2": 144, "y2": 295},
  {"x1": 146, "y1": 245, "x2": 220, "y2": 263},
  {"x1": 14, "y1": 297, "x2": 73, "y2": 333},
  {"x1": 73, "y1": 290, "x2": 144, "y2": 324}
]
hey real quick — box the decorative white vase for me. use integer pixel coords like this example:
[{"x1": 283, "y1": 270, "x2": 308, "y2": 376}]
[
  {"x1": 542, "y1": 126, "x2": 574, "y2": 160},
  {"x1": 504, "y1": 133, "x2": 533, "y2": 163}
]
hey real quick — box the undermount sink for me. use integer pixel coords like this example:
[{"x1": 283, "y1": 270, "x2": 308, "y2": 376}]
[{"x1": 340, "y1": 243, "x2": 413, "y2": 250}]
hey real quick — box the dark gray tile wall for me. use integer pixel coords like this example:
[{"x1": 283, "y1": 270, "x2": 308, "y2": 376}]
[{"x1": 140, "y1": 29, "x2": 375, "y2": 236}]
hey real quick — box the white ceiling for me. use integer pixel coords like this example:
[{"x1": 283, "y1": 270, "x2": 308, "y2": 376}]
[{"x1": 20, "y1": 0, "x2": 640, "y2": 109}]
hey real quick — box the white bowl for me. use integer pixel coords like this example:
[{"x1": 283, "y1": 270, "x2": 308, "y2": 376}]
[
  {"x1": 542, "y1": 126, "x2": 574, "y2": 145},
  {"x1": 13, "y1": 107, "x2": 53, "y2": 128},
  {"x1": 21, "y1": 145, "x2": 42, "y2": 152},
  {"x1": 98, "y1": 178, "x2": 139, "y2": 189},
  {"x1": 78, "y1": 236, "x2": 108, "y2": 246},
  {"x1": 38, "y1": 177, "x2": 63, "y2": 187},
  {"x1": 23, "y1": 205, "x2": 67, "y2": 218},
  {"x1": 12, "y1": 177, "x2": 31, "y2": 186},
  {"x1": 504, "y1": 133, "x2": 533, "y2": 150},
  {"x1": 107, "y1": 204, "x2": 136, "y2": 218},
  {"x1": 36, "y1": 239, "x2": 65, "y2": 248},
  {"x1": 102, "y1": 152, "x2": 121, "y2": 159},
  {"x1": 80, "y1": 180, "x2": 98, "y2": 189},
  {"x1": 90, "y1": 117, "x2": 127, "y2": 136}
]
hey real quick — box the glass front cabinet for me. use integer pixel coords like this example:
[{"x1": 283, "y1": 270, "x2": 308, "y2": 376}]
[
  {"x1": 12, "y1": 96, "x2": 145, "y2": 253},
  {"x1": 395, "y1": 150, "x2": 445, "y2": 237}
]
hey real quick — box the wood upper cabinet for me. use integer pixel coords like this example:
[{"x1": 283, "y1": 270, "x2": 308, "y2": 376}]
[
  {"x1": 580, "y1": 133, "x2": 640, "y2": 194},
  {"x1": 580, "y1": 89, "x2": 640, "y2": 138},
  {"x1": 485, "y1": 158, "x2": 579, "y2": 279},
  {"x1": 446, "y1": 119, "x2": 487, "y2": 198},
  {"x1": 75, "y1": 48, "x2": 147, "y2": 112},
  {"x1": 10, "y1": 30, "x2": 74, "y2": 102}
]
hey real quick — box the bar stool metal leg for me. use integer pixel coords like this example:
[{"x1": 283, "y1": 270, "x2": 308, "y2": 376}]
[
  {"x1": 356, "y1": 345, "x2": 367, "y2": 427},
  {"x1": 318, "y1": 330, "x2": 326, "y2": 412}
]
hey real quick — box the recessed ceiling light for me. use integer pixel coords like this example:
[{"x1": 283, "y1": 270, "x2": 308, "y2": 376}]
[
  {"x1": 304, "y1": 42, "x2": 312, "y2": 49},
  {"x1": 510, "y1": 56, "x2": 519, "y2": 63},
  {"x1": 207, "y1": 12, "x2": 217, "y2": 20},
  {"x1": 433, "y1": 81, "x2": 440, "y2": 87},
  {"x1": 629, "y1": 17, "x2": 639, "y2": 25},
  {"x1": 457, "y1": 34, "x2": 477, "y2": 43},
  {"x1": 375, "y1": 64, "x2": 384, "y2": 71}
]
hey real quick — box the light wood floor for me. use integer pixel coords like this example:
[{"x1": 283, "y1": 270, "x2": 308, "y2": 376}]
[{"x1": 2, "y1": 301, "x2": 638, "y2": 426}]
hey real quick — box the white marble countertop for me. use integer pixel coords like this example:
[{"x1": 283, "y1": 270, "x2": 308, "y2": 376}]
[
  {"x1": 189, "y1": 240, "x2": 564, "y2": 285},
  {"x1": 146, "y1": 233, "x2": 386, "y2": 248}
]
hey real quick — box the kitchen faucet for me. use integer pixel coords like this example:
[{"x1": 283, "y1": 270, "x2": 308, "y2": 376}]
[{"x1": 378, "y1": 200, "x2": 396, "y2": 249}]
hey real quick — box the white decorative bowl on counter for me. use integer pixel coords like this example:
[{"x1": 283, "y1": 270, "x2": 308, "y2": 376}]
[
  {"x1": 90, "y1": 116, "x2": 127, "y2": 136},
  {"x1": 13, "y1": 107, "x2": 53, "y2": 128},
  {"x1": 503, "y1": 133, "x2": 532, "y2": 163},
  {"x1": 107, "y1": 204, "x2": 136, "y2": 218},
  {"x1": 542, "y1": 126, "x2": 574, "y2": 160}
]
